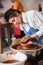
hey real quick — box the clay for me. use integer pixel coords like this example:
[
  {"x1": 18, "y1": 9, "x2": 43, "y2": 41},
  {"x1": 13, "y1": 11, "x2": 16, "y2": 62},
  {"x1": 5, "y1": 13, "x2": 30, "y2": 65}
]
[{"x1": 12, "y1": 41, "x2": 41, "y2": 50}]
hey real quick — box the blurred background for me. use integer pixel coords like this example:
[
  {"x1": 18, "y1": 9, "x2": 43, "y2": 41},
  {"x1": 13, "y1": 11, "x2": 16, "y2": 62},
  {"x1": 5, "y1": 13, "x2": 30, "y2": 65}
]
[{"x1": 0, "y1": 0, "x2": 43, "y2": 13}]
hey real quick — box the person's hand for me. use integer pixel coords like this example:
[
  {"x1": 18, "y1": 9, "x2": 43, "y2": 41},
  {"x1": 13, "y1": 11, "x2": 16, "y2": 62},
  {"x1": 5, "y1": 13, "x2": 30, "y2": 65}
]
[{"x1": 20, "y1": 35, "x2": 31, "y2": 43}]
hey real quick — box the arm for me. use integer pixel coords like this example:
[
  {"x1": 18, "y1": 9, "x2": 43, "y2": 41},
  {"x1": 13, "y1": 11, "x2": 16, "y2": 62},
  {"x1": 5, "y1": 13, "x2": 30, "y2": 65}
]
[
  {"x1": 20, "y1": 23, "x2": 43, "y2": 43},
  {"x1": 20, "y1": 34, "x2": 38, "y2": 43},
  {"x1": 30, "y1": 33, "x2": 38, "y2": 39}
]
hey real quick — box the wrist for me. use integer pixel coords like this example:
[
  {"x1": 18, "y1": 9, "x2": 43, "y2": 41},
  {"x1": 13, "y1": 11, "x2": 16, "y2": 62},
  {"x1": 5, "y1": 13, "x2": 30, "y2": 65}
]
[{"x1": 30, "y1": 34, "x2": 38, "y2": 39}]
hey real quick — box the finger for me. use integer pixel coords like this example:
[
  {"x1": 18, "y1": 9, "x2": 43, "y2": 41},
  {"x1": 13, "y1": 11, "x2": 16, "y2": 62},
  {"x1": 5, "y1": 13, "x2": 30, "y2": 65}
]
[{"x1": 20, "y1": 39, "x2": 24, "y2": 42}]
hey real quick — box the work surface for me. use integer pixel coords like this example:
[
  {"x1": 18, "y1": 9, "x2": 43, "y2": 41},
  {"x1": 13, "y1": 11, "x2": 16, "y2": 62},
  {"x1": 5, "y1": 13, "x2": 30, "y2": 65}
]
[
  {"x1": 3, "y1": 38, "x2": 43, "y2": 65},
  {"x1": 3, "y1": 46, "x2": 43, "y2": 65}
]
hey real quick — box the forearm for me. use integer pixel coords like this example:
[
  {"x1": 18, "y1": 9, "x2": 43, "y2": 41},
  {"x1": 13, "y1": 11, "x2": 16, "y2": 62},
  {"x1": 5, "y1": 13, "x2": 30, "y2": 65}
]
[
  {"x1": 30, "y1": 33, "x2": 38, "y2": 39},
  {"x1": 30, "y1": 30, "x2": 43, "y2": 39},
  {"x1": 20, "y1": 34, "x2": 38, "y2": 43}
]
